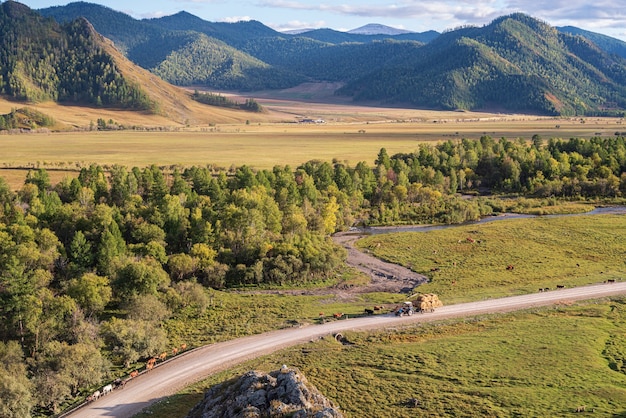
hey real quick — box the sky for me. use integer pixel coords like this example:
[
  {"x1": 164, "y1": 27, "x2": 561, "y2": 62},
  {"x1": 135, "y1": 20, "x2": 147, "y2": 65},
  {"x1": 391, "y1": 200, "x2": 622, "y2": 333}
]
[{"x1": 13, "y1": 0, "x2": 626, "y2": 41}]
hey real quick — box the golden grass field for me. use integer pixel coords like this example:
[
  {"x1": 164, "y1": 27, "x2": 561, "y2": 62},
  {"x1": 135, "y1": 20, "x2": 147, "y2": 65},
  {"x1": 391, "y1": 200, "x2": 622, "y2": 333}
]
[{"x1": 2, "y1": 82, "x2": 625, "y2": 189}]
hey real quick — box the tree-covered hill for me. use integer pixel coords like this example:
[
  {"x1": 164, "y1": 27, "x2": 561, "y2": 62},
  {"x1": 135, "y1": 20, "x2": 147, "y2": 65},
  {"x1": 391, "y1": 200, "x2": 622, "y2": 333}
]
[
  {"x1": 39, "y1": 2, "x2": 304, "y2": 90},
  {"x1": 0, "y1": 1, "x2": 155, "y2": 110},
  {"x1": 558, "y1": 26, "x2": 626, "y2": 59},
  {"x1": 149, "y1": 33, "x2": 304, "y2": 90},
  {"x1": 32, "y1": 3, "x2": 626, "y2": 115},
  {"x1": 280, "y1": 27, "x2": 439, "y2": 45},
  {"x1": 338, "y1": 14, "x2": 626, "y2": 115}
]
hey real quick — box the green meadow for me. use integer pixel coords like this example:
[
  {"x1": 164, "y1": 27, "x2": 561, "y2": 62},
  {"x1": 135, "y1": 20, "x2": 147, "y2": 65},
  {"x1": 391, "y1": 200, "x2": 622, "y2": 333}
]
[
  {"x1": 357, "y1": 214, "x2": 626, "y2": 304},
  {"x1": 134, "y1": 212, "x2": 626, "y2": 417},
  {"x1": 140, "y1": 299, "x2": 626, "y2": 418}
]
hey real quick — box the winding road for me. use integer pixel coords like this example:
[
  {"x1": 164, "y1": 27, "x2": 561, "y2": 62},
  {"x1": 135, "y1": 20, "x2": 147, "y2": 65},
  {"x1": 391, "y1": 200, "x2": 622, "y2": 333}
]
[{"x1": 65, "y1": 281, "x2": 626, "y2": 418}]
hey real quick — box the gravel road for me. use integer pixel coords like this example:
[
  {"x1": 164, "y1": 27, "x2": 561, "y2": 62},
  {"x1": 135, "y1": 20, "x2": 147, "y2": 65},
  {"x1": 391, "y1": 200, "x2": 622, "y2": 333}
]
[{"x1": 64, "y1": 281, "x2": 626, "y2": 418}]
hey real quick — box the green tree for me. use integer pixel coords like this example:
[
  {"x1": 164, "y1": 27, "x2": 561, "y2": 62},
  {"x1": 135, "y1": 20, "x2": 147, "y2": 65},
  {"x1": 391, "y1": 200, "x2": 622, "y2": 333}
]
[
  {"x1": 0, "y1": 340, "x2": 34, "y2": 418},
  {"x1": 66, "y1": 273, "x2": 112, "y2": 317}
]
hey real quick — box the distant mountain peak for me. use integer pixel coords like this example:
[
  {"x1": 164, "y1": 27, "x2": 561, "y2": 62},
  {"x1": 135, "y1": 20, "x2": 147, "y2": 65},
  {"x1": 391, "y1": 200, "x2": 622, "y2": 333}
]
[{"x1": 348, "y1": 23, "x2": 413, "y2": 35}]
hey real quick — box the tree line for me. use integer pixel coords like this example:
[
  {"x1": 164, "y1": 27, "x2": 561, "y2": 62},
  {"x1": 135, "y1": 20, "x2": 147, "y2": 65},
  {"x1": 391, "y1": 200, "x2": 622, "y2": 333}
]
[{"x1": 0, "y1": 134, "x2": 625, "y2": 415}]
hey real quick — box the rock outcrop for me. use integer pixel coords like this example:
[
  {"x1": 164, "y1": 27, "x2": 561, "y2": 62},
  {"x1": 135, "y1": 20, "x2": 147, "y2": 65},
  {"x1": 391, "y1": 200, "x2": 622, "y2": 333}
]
[{"x1": 187, "y1": 366, "x2": 343, "y2": 418}]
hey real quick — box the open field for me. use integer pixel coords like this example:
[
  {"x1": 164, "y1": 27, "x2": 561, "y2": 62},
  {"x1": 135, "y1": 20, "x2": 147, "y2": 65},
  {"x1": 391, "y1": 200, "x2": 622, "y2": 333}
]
[
  {"x1": 357, "y1": 214, "x2": 626, "y2": 304},
  {"x1": 138, "y1": 298, "x2": 626, "y2": 418},
  {"x1": 1, "y1": 109, "x2": 625, "y2": 191},
  {"x1": 234, "y1": 300, "x2": 626, "y2": 418},
  {"x1": 2, "y1": 84, "x2": 625, "y2": 190}
]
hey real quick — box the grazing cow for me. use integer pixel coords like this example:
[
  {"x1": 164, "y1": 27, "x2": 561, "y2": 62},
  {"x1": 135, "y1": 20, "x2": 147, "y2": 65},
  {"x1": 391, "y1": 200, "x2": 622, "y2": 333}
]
[
  {"x1": 333, "y1": 313, "x2": 343, "y2": 319},
  {"x1": 87, "y1": 390, "x2": 100, "y2": 402},
  {"x1": 576, "y1": 405, "x2": 585, "y2": 413},
  {"x1": 146, "y1": 357, "x2": 157, "y2": 371},
  {"x1": 539, "y1": 288, "x2": 544, "y2": 292},
  {"x1": 466, "y1": 237, "x2": 475, "y2": 243},
  {"x1": 365, "y1": 308, "x2": 374, "y2": 315},
  {"x1": 606, "y1": 279, "x2": 616, "y2": 284},
  {"x1": 102, "y1": 384, "x2": 113, "y2": 396},
  {"x1": 159, "y1": 351, "x2": 167, "y2": 362},
  {"x1": 172, "y1": 347, "x2": 179, "y2": 356},
  {"x1": 113, "y1": 378, "x2": 123, "y2": 389},
  {"x1": 506, "y1": 265, "x2": 514, "y2": 270},
  {"x1": 556, "y1": 284, "x2": 565, "y2": 289},
  {"x1": 181, "y1": 343, "x2": 187, "y2": 351},
  {"x1": 130, "y1": 370, "x2": 139, "y2": 378},
  {"x1": 373, "y1": 305, "x2": 384, "y2": 311}
]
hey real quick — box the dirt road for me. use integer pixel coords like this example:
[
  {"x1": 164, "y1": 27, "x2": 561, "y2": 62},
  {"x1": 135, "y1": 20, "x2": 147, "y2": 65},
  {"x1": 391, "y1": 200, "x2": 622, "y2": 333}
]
[
  {"x1": 331, "y1": 231, "x2": 428, "y2": 294},
  {"x1": 65, "y1": 281, "x2": 626, "y2": 418}
]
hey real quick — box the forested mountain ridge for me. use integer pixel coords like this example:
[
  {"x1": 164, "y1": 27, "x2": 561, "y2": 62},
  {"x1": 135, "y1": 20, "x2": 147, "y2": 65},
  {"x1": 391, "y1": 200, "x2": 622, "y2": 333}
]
[
  {"x1": 0, "y1": 1, "x2": 155, "y2": 110},
  {"x1": 40, "y1": 2, "x2": 305, "y2": 90},
  {"x1": 338, "y1": 14, "x2": 626, "y2": 115},
  {"x1": 558, "y1": 26, "x2": 626, "y2": 59},
  {"x1": 38, "y1": 3, "x2": 626, "y2": 115}
]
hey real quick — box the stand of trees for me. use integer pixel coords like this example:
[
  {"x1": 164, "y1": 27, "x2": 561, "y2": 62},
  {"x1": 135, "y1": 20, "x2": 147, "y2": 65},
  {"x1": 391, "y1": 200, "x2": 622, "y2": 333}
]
[{"x1": 0, "y1": 135, "x2": 626, "y2": 415}]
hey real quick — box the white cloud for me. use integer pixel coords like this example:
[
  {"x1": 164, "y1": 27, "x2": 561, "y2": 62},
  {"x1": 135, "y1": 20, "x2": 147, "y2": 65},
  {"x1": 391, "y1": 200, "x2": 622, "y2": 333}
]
[
  {"x1": 220, "y1": 16, "x2": 253, "y2": 22},
  {"x1": 268, "y1": 19, "x2": 327, "y2": 31},
  {"x1": 257, "y1": 0, "x2": 626, "y2": 37}
]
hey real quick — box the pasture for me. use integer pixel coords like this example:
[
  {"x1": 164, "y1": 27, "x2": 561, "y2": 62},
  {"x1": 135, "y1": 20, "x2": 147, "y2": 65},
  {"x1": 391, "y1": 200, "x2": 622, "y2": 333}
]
[
  {"x1": 357, "y1": 214, "x2": 626, "y2": 304},
  {"x1": 135, "y1": 213, "x2": 626, "y2": 418},
  {"x1": 2, "y1": 92, "x2": 625, "y2": 190},
  {"x1": 139, "y1": 298, "x2": 626, "y2": 418}
]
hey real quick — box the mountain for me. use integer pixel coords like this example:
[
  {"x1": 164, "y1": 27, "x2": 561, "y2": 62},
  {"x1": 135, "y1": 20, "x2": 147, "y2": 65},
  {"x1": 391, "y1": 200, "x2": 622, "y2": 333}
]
[
  {"x1": 285, "y1": 27, "x2": 438, "y2": 44},
  {"x1": 145, "y1": 11, "x2": 281, "y2": 49},
  {"x1": 558, "y1": 26, "x2": 626, "y2": 59},
  {"x1": 0, "y1": 1, "x2": 154, "y2": 110},
  {"x1": 337, "y1": 14, "x2": 626, "y2": 115},
  {"x1": 29, "y1": 3, "x2": 626, "y2": 115},
  {"x1": 40, "y1": 3, "x2": 303, "y2": 90},
  {"x1": 348, "y1": 23, "x2": 413, "y2": 35},
  {"x1": 1, "y1": 1, "x2": 267, "y2": 126}
]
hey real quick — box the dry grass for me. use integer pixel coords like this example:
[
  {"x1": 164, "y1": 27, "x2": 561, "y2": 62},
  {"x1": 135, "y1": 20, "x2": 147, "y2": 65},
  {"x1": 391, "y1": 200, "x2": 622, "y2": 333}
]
[{"x1": 2, "y1": 80, "x2": 625, "y2": 190}]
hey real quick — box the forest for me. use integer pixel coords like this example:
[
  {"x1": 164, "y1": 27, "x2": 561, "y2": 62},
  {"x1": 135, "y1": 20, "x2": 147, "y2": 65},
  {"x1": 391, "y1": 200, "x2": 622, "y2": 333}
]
[
  {"x1": 0, "y1": 1, "x2": 155, "y2": 110},
  {"x1": 1, "y1": 134, "x2": 626, "y2": 416}
]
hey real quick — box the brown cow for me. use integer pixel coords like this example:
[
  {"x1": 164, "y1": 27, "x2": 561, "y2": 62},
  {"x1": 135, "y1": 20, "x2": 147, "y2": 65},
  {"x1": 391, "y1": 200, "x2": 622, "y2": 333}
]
[
  {"x1": 159, "y1": 351, "x2": 167, "y2": 362},
  {"x1": 146, "y1": 357, "x2": 157, "y2": 371},
  {"x1": 130, "y1": 370, "x2": 139, "y2": 378},
  {"x1": 180, "y1": 343, "x2": 187, "y2": 351},
  {"x1": 333, "y1": 313, "x2": 343, "y2": 319}
]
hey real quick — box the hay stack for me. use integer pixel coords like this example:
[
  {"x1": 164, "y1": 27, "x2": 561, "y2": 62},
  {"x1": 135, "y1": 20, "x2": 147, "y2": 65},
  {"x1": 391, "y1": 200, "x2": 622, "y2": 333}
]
[{"x1": 415, "y1": 293, "x2": 443, "y2": 311}]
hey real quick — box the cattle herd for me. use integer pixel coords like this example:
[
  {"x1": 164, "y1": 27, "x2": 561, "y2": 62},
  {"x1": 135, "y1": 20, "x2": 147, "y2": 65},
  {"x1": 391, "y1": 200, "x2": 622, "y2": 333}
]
[{"x1": 86, "y1": 343, "x2": 188, "y2": 403}]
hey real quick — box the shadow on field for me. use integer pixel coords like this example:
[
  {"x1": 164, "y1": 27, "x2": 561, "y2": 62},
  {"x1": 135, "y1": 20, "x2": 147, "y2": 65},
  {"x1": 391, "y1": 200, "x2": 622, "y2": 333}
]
[{"x1": 612, "y1": 412, "x2": 626, "y2": 417}]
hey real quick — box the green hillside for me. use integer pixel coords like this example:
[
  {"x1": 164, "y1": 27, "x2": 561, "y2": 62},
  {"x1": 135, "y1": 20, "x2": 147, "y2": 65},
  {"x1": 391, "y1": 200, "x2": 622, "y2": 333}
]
[
  {"x1": 0, "y1": 1, "x2": 154, "y2": 110},
  {"x1": 559, "y1": 25, "x2": 626, "y2": 59},
  {"x1": 338, "y1": 14, "x2": 626, "y2": 115},
  {"x1": 35, "y1": 3, "x2": 626, "y2": 115},
  {"x1": 40, "y1": 3, "x2": 303, "y2": 90}
]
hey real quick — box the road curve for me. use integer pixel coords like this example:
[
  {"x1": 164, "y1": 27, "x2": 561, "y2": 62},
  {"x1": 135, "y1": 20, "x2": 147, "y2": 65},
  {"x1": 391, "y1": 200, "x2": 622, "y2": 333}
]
[{"x1": 65, "y1": 281, "x2": 626, "y2": 418}]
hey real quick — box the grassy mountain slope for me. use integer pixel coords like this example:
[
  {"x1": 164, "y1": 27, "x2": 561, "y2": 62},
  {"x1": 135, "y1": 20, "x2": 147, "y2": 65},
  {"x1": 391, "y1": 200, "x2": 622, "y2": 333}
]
[
  {"x1": 338, "y1": 14, "x2": 626, "y2": 115},
  {"x1": 31, "y1": 3, "x2": 626, "y2": 115}
]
